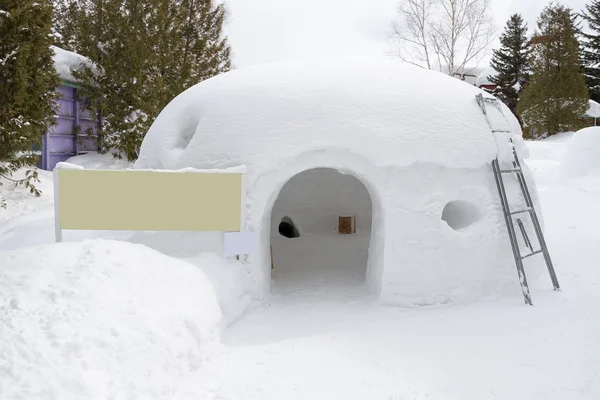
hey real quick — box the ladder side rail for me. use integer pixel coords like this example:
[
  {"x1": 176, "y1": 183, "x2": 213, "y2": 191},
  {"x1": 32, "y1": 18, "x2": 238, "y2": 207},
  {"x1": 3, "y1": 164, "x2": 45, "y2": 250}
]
[
  {"x1": 512, "y1": 149, "x2": 536, "y2": 209},
  {"x1": 492, "y1": 159, "x2": 533, "y2": 305},
  {"x1": 512, "y1": 150, "x2": 561, "y2": 291}
]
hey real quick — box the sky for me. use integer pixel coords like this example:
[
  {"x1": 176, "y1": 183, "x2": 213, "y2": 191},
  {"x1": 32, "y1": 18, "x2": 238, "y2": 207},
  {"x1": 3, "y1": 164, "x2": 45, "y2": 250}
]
[{"x1": 224, "y1": 0, "x2": 591, "y2": 69}]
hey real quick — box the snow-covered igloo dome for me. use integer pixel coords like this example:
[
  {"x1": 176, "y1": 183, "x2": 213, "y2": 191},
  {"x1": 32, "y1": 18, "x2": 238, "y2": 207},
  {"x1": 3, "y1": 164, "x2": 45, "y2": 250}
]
[{"x1": 137, "y1": 61, "x2": 543, "y2": 306}]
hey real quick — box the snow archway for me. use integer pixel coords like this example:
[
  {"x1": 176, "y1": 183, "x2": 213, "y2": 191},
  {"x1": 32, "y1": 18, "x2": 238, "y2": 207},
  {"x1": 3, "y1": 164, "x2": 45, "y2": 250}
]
[
  {"x1": 270, "y1": 168, "x2": 373, "y2": 297},
  {"x1": 252, "y1": 149, "x2": 385, "y2": 299}
]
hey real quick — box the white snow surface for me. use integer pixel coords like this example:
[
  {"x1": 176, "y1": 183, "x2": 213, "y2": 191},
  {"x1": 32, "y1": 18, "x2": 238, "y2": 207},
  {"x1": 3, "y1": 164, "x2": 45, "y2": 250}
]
[
  {"x1": 584, "y1": 99, "x2": 600, "y2": 119},
  {"x1": 0, "y1": 240, "x2": 223, "y2": 400},
  {"x1": 219, "y1": 135, "x2": 600, "y2": 400},
  {"x1": 63, "y1": 153, "x2": 133, "y2": 170},
  {"x1": 1, "y1": 138, "x2": 600, "y2": 399},
  {"x1": 137, "y1": 61, "x2": 510, "y2": 172},
  {"x1": 136, "y1": 60, "x2": 539, "y2": 307},
  {"x1": 561, "y1": 126, "x2": 600, "y2": 178},
  {"x1": 51, "y1": 45, "x2": 93, "y2": 83}
]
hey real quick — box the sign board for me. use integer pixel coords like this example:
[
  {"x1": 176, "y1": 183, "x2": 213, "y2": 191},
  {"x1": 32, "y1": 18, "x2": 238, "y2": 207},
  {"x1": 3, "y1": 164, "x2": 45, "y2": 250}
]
[
  {"x1": 224, "y1": 231, "x2": 259, "y2": 258},
  {"x1": 53, "y1": 165, "x2": 257, "y2": 256}
]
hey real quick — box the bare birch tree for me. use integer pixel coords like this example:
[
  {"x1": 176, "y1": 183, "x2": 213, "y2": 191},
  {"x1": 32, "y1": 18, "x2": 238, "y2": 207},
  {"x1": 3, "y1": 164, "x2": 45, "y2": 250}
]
[
  {"x1": 388, "y1": 0, "x2": 436, "y2": 69},
  {"x1": 388, "y1": 0, "x2": 495, "y2": 76}
]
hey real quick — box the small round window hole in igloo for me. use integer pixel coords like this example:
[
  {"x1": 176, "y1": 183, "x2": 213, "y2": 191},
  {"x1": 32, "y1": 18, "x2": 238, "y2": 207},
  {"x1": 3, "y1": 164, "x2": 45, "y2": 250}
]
[
  {"x1": 441, "y1": 200, "x2": 482, "y2": 231},
  {"x1": 278, "y1": 216, "x2": 300, "y2": 238}
]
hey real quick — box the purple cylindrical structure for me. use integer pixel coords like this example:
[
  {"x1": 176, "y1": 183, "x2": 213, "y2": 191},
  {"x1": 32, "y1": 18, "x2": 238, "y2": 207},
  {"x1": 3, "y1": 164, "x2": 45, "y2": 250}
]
[{"x1": 42, "y1": 83, "x2": 100, "y2": 170}]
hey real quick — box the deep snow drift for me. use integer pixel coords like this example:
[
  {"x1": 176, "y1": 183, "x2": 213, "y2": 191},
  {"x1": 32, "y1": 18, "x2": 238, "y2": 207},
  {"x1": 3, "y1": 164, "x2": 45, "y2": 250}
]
[
  {"x1": 561, "y1": 126, "x2": 600, "y2": 178},
  {"x1": 0, "y1": 240, "x2": 223, "y2": 400}
]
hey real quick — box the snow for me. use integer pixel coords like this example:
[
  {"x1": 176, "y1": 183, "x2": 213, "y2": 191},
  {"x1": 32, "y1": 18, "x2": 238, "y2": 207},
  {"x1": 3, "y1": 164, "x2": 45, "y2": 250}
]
[
  {"x1": 63, "y1": 153, "x2": 133, "y2": 170},
  {"x1": 137, "y1": 61, "x2": 503, "y2": 171},
  {"x1": 2, "y1": 132, "x2": 600, "y2": 399},
  {"x1": 0, "y1": 239, "x2": 223, "y2": 400},
  {"x1": 0, "y1": 169, "x2": 54, "y2": 223},
  {"x1": 561, "y1": 127, "x2": 600, "y2": 178},
  {"x1": 51, "y1": 45, "x2": 94, "y2": 83},
  {"x1": 137, "y1": 60, "x2": 540, "y2": 307},
  {"x1": 0, "y1": 154, "x2": 255, "y2": 326},
  {"x1": 584, "y1": 99, "x2": 600, "y2": 119},
  {"x1": 218, "y1": 135, "x2": 600, "y2": 400}
]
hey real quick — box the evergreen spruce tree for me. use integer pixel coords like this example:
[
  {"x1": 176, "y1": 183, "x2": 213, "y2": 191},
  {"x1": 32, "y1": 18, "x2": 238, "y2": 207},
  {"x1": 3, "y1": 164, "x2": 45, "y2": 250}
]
[
  {"x1": 0, "y1": 0, "x2": 59, "y2": 207},
  {"x1": 517, "y1": 3, "x2": 589, "y2": 137},
  {"x1": 489, "y1": 14, "x2": 531, "y2": 121},
  {"x1": 53, "y1": 0, "x2": 232, "y2": 161},
  {"x1": 580, "y1": 0, "x2": 600, "y2": 102}
]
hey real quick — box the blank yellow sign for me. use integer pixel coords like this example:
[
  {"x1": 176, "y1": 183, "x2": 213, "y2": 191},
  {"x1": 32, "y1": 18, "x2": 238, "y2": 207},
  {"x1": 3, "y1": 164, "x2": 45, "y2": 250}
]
[{"x1": 58, "y1": 169, "x2": 243, "y2": 231}]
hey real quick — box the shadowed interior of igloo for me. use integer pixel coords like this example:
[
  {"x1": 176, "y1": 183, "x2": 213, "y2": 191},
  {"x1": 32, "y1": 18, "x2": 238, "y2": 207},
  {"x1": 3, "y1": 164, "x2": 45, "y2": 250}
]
[{"x1": 270, "y1": 168, "x2": 373, "y2": 298}]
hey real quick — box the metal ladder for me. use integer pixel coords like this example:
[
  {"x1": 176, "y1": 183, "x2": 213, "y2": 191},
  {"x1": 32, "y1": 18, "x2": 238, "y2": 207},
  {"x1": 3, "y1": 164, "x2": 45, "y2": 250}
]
[{"x1": 476, "y1": 94, "x2": 560, "y2": 305}]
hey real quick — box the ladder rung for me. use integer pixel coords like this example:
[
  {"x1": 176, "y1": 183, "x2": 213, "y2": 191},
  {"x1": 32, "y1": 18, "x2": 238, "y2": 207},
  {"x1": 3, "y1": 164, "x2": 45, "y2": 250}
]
[
  {"x1": 500, "y1": 168, "x2": 521, "y2": 173},
  {"x1": 511, "y1": 208, "x2": 532, "y2": 216},
  {"x1": 522, "y1": 250, "x2": 543, "y2": 260}
]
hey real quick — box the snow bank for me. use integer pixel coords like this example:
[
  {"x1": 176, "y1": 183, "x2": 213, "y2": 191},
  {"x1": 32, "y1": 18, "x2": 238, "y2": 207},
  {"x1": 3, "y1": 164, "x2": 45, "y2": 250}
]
[
  {"x1": 540, "y1": 131, "x2": 575, "y2": 143},
  {"x1": 64, "y1": 152, "x2": 133, "y2": 170},
  {"x1": 187, "y1": 253, "x2": 255, "y2": 325},
  {"x1": 585, "y1": 100, "x2": 600, "y2": 119},
  {"x1": 0, "y1": 169, "x2": 54, "y2": 222},
  {"x1": 51, "y1": 45, "x2": 94, "y2": 83},
  {"x1": 561, "y1": 127, "x2": 600, "y2": 178},
  {"x1": 0, "y1": 240, "x2": 223, "y2": 400},
  {"x1": 137, "y1": 60, "x2": 507, "y2": 173}
]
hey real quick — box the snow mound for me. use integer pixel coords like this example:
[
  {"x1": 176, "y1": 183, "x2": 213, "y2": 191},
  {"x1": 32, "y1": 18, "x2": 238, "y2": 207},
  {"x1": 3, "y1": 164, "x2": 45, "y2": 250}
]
[
  {"x1": 137, "y1": 60, "x2": 516, "y2": 173},
  {"x1": 561, "y1": 127, "x2": 600, "y2": 177},
  {"x1": 64, "y1": 152, "x2": 133, "y2": 170},
  {"x1": 0, "y1": 240, "x2": 223, "y2": 400},
  {"x1": 539, "y1": 131, "x2": 575, "y2": 143},
  {"x1": 585, "y1": 100, "x2": 600, "y2": 119},
  {"x1": 51, "y1": 45, "x2": 94, "y2": 83}
]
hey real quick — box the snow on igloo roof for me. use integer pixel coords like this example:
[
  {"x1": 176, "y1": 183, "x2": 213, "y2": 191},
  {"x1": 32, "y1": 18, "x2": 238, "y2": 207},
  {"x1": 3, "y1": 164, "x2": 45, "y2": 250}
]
[{"x1": 137, "y1": 61, "x2": 520, "y2": 172}]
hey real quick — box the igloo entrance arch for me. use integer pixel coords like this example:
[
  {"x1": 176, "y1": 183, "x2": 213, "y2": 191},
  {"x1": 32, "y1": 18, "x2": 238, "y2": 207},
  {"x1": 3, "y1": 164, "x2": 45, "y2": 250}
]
[
  {"x1": 270, "y1": 168, "x2": 373, "y2": 297},
  {"x1": 253, "y1": 151, "x2": 385, "y2": 299}
]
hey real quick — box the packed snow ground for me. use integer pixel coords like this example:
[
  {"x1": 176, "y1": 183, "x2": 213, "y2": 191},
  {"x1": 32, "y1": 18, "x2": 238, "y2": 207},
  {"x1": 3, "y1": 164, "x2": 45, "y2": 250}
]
[
  {"x1": 219, "y1": 134, "x2": 600, "y2": 400},
  {"x1": 1, "y1": 136, "x2": 600, "y2": 399}
]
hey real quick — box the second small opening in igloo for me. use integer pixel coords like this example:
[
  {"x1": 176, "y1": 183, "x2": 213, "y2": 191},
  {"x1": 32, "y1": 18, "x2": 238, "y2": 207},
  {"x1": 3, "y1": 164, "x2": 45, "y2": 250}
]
[
  {"x1": 442, "y1": 200, "x2": 482, "y2": 230},
  {"x1": 270, "y1": 168, "x2": 373, "y2": 297}
]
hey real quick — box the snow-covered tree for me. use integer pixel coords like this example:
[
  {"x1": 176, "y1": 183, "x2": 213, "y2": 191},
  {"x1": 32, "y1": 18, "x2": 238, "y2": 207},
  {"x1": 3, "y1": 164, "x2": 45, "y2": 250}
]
[
  {"x1": 0, "y1": 0, "x2": 59, "y2": 206},
  {"x1": 53, "y1": 0, "x2": 231, "y2": 161},
  {"x1": 489, "y1": 14, "x2": 531, "y2": 121},
  {"x1": 517, "y1": 4, "x2": 589, "y2": 137}
]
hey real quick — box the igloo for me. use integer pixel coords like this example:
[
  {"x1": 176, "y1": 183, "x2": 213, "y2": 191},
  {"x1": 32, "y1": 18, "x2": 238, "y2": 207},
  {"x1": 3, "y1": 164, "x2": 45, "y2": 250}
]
[{"x1": 136, "y1": 61, "x2": 546, "y2": 306}]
